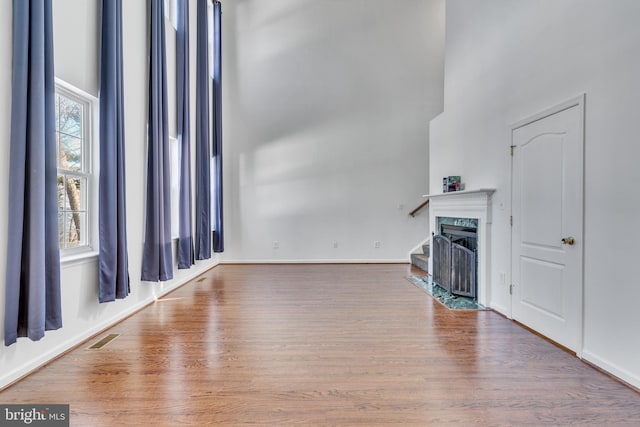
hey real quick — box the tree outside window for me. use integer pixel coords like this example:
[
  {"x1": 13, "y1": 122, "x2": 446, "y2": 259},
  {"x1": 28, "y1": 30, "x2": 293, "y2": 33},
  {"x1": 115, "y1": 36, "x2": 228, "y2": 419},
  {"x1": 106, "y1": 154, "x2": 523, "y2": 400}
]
[{"x1": 56, "y1": 91, "x2": 90, "y2": 250}]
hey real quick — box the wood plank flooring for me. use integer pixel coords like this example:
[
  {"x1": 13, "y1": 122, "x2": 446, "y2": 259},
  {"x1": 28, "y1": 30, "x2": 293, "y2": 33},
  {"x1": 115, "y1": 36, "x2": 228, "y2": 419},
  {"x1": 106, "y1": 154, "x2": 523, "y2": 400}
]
[{"x1": 1, "y1": 264, "x2": 639, "y2": 425}]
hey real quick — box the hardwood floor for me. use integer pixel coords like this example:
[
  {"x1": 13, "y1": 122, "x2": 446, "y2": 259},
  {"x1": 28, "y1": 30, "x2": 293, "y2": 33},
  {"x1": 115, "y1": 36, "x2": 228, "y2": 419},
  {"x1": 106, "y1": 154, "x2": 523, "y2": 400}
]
[{"x1": 1, "y1": 264, "x2": 639, "y2": 425}]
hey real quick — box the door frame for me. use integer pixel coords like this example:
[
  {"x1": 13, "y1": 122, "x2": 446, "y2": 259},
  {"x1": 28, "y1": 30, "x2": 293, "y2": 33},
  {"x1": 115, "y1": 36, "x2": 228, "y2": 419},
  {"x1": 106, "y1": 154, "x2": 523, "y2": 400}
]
[{"x1": 509, "y1": 94, "x2": 586, "y2": 358}]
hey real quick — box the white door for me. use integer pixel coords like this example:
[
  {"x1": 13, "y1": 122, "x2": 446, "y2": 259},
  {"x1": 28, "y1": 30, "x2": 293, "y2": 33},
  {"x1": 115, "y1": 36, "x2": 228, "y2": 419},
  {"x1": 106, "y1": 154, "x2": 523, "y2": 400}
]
[{"x1": 511, "y1": 96, "x2": 584, "y2": 354}]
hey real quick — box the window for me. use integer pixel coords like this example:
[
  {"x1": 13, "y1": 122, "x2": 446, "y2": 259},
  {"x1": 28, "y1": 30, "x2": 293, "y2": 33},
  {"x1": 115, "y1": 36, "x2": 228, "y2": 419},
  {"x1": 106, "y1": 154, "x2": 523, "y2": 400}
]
[
  {"x1": 55, "y1": 82, "x2": 97, "y2": 256},
  {"x1": 170, "y1": 136, "x2": 180, "y2": 239},
  {"x1": 165, "y1": 0, "x2": 177, "y2": 30}
]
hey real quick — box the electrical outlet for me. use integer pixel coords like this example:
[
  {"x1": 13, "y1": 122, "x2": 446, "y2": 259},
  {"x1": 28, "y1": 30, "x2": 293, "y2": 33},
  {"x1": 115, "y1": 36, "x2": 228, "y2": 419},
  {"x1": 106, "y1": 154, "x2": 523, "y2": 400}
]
[
  {"x1": 374, "y1": 241, "x2": 381, "y2": 249},
  {"x1": 333, "y1": 241, "x2": 339, "y2": 248},
  {"x1": 273, "y1": 241, "x2": 279, "y2": 249}
]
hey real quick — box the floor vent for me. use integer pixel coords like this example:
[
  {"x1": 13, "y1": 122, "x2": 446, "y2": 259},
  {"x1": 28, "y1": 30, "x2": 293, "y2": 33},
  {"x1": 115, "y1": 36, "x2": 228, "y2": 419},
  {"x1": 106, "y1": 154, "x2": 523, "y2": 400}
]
[{"x1": 88, "y1": 333, "x2": 120, "y2": 350}]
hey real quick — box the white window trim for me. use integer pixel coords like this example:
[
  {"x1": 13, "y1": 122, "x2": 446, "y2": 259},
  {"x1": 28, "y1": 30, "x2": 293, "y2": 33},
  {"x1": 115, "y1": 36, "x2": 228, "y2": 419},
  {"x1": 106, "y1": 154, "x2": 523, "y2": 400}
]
[{"x1": 55, "y1": 78, "x2": 100, "y2": 264}]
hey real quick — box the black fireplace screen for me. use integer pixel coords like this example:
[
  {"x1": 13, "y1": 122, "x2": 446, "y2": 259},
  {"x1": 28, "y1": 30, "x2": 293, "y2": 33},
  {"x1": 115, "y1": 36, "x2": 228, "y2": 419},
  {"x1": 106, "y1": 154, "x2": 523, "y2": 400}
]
[
  {"x1": 433, "y1": 225, "x2": 477, "y2": 299},
  {"x1": 433, "y1": 235, "x2": 452, "y2": 293},
  {"x1": 451, "y1": 243, "x2": 476, "y2": 298}
]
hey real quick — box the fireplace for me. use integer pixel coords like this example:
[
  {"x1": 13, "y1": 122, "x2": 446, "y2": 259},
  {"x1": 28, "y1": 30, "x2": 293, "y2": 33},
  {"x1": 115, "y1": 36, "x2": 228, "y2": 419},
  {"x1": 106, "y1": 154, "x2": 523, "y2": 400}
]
[
  {"x1": 426, "y1": 189, "x2": 495, "y2": 307},
  {"x1": 433, "y1": 220, "x2": 478, "y2": 298}
]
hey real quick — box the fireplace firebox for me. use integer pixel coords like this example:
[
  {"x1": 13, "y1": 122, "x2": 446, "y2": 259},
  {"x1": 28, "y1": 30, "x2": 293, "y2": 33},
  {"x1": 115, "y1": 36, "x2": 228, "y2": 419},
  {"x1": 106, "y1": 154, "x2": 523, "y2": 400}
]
[{"x1": 432, "y1": 221, "x2": 478, "y2": 299}]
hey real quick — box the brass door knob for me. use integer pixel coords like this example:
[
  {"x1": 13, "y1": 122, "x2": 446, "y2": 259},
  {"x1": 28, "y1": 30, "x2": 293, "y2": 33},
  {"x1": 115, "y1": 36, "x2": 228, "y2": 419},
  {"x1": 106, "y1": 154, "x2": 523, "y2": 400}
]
[{"x1": 561, "y1": 237, "x2": 575, "y2": 245}]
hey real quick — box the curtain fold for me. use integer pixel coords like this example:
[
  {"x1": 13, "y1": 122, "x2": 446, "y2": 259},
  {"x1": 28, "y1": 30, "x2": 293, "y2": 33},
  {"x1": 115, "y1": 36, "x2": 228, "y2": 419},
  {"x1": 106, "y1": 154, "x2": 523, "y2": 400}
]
[
  {"x1": 141, "y1": 0, "x2": 173, "y2": 282},
  {"x1": 5, "y1": 0, "x2": 62, "y2": 345},
  {"x1": 195, "y1": 0, "x2": 211, "y2": 260},
  {"x1": 177, "y1": 0, "x2": 194, "y2": 269},
  {"x1": 212, "y1": 1, "x2": 224, "y2": 253},
  {"x1": 99, "y1": 0, "x2": 130, "y2": 302}
]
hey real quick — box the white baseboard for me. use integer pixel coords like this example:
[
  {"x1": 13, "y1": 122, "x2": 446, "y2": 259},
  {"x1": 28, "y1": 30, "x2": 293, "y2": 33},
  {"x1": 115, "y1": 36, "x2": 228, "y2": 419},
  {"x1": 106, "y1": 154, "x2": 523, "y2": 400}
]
[
  {"x1": 582, "y1": 349, "x2": 640, "y2": 390},
  {"x1": 219, "y1": 259, "x2": 409, "y2": 264}
]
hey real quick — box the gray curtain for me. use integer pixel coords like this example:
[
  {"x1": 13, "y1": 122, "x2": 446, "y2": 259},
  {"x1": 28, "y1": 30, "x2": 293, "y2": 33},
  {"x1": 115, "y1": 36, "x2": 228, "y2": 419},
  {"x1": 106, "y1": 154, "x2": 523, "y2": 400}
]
[
  {"x1": 195, "y1": 0, "x2": 211, "y2": 260},
  {"x1": 177, "y1": 0, "x2": 194, "y2": 269},
  {"x1": 5, "y1": 0, "x2": 62, "y2": 346},
  {"x1": 212, "y1": 1, "x2": 224, "y2": 253},
  {"x1": 141, "y1": 0, "x2": 173, "y2": 282},
  {"x1": 99, "y1": 0, "x2": 130, "y2": 302}
]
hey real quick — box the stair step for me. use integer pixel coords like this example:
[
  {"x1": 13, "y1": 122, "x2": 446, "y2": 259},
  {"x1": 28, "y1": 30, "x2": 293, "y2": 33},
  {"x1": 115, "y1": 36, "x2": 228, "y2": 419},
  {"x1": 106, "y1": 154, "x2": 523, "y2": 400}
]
[
  {"x1": 410, "y1": 253, "x2": 429, "y2": 273},
  {"x1": 422, "y1": 244, "x2": 430, "y2": 255}
]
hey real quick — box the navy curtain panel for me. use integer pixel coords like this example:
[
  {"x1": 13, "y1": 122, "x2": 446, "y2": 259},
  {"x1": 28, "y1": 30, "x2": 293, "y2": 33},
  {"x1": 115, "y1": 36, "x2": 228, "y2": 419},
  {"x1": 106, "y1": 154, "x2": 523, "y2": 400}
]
[
  {"x1": 5, "y1": 0, "x2": 62, "y2": 346},
  {"x1": 141, "y1": 0, "x2": 173, "y2": 282},
  {"x1": 195, "y1": 0, "x2": 211, "y2": 260},
  {"x1": 212, "y1": 1, "x2": 224, "y2": 253},
  {"x1": 177, "y1": 0, "x2": 194, "y2": 269},
  {"x1": 99, "y1": 0, "x2": 130, "y2": 302}
]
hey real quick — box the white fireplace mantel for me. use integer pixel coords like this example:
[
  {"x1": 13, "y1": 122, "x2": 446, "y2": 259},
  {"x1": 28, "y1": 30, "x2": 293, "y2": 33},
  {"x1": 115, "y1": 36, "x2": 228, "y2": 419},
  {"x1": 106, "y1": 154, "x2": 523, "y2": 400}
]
[
  {"x1": 422, "y1": 188, "x2": 496, "y2": 200},
  {"x1": 427, "y1": 189, "x2": 496, "y2": 307}
]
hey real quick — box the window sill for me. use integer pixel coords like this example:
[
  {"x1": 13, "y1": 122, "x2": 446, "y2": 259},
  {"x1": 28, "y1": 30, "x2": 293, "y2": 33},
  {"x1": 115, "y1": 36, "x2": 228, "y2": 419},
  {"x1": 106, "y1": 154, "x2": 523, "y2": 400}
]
[{"x1": 61, "y1": 250, "x2": 99, "y2": 267}]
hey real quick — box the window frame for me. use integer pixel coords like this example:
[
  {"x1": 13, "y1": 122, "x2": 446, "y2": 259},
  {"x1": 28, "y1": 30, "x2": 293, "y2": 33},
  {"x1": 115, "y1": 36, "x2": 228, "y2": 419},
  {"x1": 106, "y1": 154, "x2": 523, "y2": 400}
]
[{"x1": 55, "y1": 78, "x2": 100, "y2": 262}]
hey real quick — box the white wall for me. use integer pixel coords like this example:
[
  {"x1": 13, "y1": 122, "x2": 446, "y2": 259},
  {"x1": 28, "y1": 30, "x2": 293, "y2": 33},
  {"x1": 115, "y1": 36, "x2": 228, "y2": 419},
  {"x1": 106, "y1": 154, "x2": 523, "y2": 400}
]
[
  {"x1": 0, "y1": 0, "x2": 218, "y2": 389},
  {"x1": 221, "y1": 0, "x2": 445, "y2": 262},
  {"x1": 431, "y1": 0, "x2": 640, "y2": 388}
]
